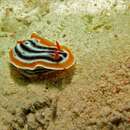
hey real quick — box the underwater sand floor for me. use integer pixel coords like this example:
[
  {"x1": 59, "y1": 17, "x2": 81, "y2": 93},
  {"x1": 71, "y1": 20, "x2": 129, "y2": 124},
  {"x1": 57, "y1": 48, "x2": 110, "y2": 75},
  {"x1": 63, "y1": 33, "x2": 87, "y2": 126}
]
[{"x1": 0, "y1": 0, "x2": 130, "y2": 129}]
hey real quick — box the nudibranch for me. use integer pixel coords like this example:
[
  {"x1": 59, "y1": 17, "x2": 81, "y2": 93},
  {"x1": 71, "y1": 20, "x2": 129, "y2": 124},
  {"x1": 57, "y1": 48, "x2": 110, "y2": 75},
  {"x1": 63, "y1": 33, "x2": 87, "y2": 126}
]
[{"x1": 9, "y1": 33, "x2": 75, "y2": 77}]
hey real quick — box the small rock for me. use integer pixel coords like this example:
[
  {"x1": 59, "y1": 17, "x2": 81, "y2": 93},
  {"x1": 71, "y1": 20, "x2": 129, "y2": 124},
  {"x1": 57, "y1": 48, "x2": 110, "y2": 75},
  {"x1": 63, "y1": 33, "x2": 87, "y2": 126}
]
[
  {"x1": 125, "y1": 57, "x2": 130, "y2": 69},
  {"x1": 41, "y1": 111, "x2": 45, "y2": 117},
  {"x1": 27, "y1": 113, "x2": 39, "y2": 129},
  {"x1": 86, "y1": 118, "x2": 97, "y2": 125},
  {"x1": 35, "y1": 111, "x2": 45, "y2": 125},
  {"x1": 121, "y1": 102, "x2": 130, "y2": 112},
  {"x1": 14, "y1": 116, "x2": 25, "y2": 128},
  {"x1": 100, "y1": 106, "x2": 112, "y2": 117},
  {"x1": 109, "y1": 115, "x2": 121, "y2": 126},
  {"x1": 37, "y1": 127, "x2": 43, "y2": 130}
]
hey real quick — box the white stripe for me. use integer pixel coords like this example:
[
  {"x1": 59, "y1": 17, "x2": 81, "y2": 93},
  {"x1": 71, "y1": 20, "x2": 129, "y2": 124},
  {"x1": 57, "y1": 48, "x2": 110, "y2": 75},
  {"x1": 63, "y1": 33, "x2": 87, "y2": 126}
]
[
  {"x1": 23, "y1": 40, "x2": 49, "y2": 51},
  {"x1": 16, "y1": 44, "x2": 50, "y2": 57}
]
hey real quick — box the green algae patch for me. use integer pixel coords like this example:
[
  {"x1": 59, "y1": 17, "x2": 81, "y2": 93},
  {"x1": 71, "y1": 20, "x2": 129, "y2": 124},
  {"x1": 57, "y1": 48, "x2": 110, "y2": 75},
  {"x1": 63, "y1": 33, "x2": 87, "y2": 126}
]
[
  {"x1": 81, "y1": 12, "x2": 114, "y2": 32},
  {"x1": 81, "y1": 14, "x2": 94, "y2": 24}
]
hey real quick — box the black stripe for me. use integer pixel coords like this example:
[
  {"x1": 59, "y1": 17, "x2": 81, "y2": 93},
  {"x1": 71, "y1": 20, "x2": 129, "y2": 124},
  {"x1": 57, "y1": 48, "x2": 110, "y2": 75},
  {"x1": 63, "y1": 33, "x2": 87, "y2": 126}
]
[
  {"x1": 27, "y1": 40, "x2": 55, "y2": 50},
  {"x1": 21, "y1": 68, "x2": 54, "y2": 74},
  {"x1": 14, "y1": 46, "x2": 63, "y2": 62},
  {"x1": 21, "y1": 40, "x2": 67, "y2": 58},
  {"x1": 20, "y1": 43, "x2": 55, "y2": 53}
]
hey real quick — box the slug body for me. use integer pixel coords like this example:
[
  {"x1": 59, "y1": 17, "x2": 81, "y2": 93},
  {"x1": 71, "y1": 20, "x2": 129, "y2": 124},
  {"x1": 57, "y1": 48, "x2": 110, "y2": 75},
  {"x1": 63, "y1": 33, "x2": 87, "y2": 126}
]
[{"x1": 9, "y1": 33, "x2": 75, "y2": 77}]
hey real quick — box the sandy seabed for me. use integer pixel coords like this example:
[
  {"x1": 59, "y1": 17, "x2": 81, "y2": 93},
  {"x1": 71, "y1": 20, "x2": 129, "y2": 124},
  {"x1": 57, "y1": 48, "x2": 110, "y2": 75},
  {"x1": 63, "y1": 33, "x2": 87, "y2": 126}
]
[{"x1": 0, "y1": 0, "x2": 130, "y2": 130}]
